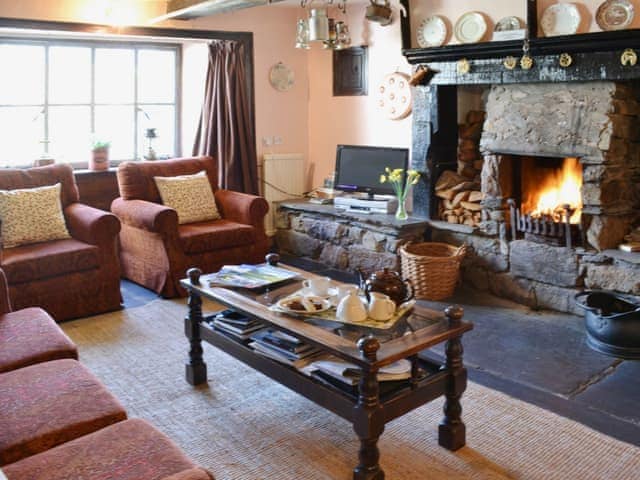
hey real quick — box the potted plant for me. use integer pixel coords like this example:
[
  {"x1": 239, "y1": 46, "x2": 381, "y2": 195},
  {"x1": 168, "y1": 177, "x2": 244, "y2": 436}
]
[{"x1": 90, "y1": 138, "x2": 111, "y2": 171}]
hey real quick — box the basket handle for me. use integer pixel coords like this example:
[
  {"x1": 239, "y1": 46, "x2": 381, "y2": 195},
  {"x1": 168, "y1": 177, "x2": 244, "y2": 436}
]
[{"x1": 455, "y1": 244, "x2": 468, "y2": 258}]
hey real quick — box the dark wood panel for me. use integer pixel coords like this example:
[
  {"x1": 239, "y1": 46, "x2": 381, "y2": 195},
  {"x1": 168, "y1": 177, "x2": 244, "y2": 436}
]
[{"x1": 74, "y1": 169, "x2": 120, "y2": 211}]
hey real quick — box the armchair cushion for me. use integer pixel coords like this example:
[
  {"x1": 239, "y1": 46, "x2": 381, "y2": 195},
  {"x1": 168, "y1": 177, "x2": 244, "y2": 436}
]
[
  {"x1": 155, "y1": 171, "x2": 221, "y2": 224},
  {"x1": 1, "y1": 239, "x2": 99, "y2": 284},
  {"x1": 0, "y1": 307, "x2": 77, "y2": 373},
  {"x1": 178, "y1": 219, "x2": 255, "y2": 254},
  {"x1": 0, "y1": 183, "x2": 70, "y2": 248},
  {"x1": 2, "y1": 419, "x2": 203, "y2": 480},
  {"x1": 0, "y1": 359, "x2": 127, "y2": 465}
]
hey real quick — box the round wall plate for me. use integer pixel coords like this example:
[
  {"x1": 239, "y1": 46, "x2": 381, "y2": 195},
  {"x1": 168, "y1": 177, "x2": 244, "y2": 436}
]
[
  {"x1": 540, "y1": 3, "x2": 581, "y2": 36},
  {"x1": 495, "y1": 16, "x2": 522, "y2": 31},
  {"x1": 596, "y1": 0, "x2": 634, "y2": 31},
  {"x1": 269, "y1": 62, "x2": 294, "y2": 92},
  {"x1": 417, "y1": 15, "x2": 447, "y2": 48},
  {"x1": 454, "y1": 12, "x2": 488, "y2": 44},
  {"x1": 377, "y1": 72, "x2": 412, "y2": 120}
]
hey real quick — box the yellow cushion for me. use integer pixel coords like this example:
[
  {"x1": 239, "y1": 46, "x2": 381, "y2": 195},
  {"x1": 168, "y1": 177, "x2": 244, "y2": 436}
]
[
  {"x1": 154, "y1": 171, "x2": 221, "y2": 225},
  {"x1": 0, "y1": 183, "x2": 71, "y2": 248}
]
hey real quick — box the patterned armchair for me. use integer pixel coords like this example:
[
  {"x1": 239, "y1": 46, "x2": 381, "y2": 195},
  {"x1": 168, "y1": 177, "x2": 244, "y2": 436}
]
[
  {"x1": 111, "y1": 156, "x2": 269, "y2": 298},
  {"x1": 0, "y1": 164, "x2": 122, "y2": 321}
]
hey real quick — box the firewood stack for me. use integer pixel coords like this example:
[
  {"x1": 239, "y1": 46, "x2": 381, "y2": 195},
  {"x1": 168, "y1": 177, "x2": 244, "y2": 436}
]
[{"x1": 435, "y1": 110, "x2": 486, "y2": 227}]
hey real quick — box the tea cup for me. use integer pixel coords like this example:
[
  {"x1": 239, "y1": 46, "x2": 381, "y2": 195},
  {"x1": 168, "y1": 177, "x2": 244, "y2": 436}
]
[
  {"x1": 302, "y1": 276, "x2": 332, "y2": 296},
  {"x1": 368, "y1": 292, "x2": 396, "y2": 321}
]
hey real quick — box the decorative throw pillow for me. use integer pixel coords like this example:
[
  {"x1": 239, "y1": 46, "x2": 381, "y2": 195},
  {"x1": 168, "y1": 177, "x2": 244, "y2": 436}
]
[
  {"x1": 0, "y1": 183, "x2": 71, "y2": 248},
  {"x1": 154, "y1": 171, "x2": 221, "y2": 224}
]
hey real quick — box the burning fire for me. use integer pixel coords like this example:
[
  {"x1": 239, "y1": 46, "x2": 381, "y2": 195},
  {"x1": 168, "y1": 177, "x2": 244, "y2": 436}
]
[{"x1": 522, "y1": 157, "x2": 582, "y2": 224}]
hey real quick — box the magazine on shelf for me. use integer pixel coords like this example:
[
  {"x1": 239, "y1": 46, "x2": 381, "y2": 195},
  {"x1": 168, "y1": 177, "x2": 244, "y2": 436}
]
[
  {"x1": 249, "y1": 341, "x2": 326, "y2": 369},
  {"x1": 250, "y1": 329, "x2": 313, "y2": 354},
  {"x1": 205, "y1": 264, "x2": 299, "y2": 289},
  {"x1": 302, "y1": 357, "x2": 412, "y2": 385}
]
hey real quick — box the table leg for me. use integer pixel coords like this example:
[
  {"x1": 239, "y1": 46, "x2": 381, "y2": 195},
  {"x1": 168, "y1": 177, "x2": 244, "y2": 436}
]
[
  {"x1": 185, "y1": 290, "x2": 207, "y2": 385},
  {"x1": 438, "y1": 335, "x2": 466, "y2": 451},
  {"x1": 353, "y1": 368, "x2": 385, "y2": 480}
]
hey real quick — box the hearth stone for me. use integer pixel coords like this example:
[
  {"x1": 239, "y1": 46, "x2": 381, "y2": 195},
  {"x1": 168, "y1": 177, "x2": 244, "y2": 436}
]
[
  {"x1": 276, "y1": 230, "x2": 323, "y2": 258},
  {"x1": 585, "y1": 264, "x2": 640, "y2": 295},
  {"x1": 510, "y1": 241, "x2": 580, "y2": 287}
]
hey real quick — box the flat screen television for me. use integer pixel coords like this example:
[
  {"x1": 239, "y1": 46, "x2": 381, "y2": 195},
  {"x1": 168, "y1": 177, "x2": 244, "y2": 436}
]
[{"x1": 334, "y1": 144, "x2": 409, "y2": 198}]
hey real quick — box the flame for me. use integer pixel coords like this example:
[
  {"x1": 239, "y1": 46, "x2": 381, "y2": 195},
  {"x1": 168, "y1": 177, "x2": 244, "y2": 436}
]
[{"x1": 522, "y1": 157, "x2": 582, "y2": 224}]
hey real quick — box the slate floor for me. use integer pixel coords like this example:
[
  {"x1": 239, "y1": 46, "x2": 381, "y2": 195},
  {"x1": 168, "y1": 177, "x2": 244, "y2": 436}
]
[{"x1": 121, "y1": 257, "x2": 640, "y2": 447}]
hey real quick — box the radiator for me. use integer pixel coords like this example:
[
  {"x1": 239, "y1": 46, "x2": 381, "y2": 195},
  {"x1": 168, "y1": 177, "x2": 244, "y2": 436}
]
[{"x1": 262, "y1": 153, "x2": 305, "y2": 235}]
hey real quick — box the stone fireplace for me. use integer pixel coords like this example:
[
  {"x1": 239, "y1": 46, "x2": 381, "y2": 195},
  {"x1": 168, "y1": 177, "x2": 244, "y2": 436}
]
[{"x1": 429, "y1": 81, "x2": 640, "y2": 313}]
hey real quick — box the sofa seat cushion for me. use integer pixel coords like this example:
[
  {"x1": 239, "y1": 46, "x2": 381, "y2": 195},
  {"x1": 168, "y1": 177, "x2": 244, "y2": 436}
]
[
  {"x1": 178, "y1": 219, "x2": 255, "y2": 254},
  {"x1": 0, "y1": 307, "x2": 77, "y2": 373},
  {"x1": 1, "y1": 238, "x2": 99, "y2": 284},
  {"x1": 1, "y1": 419, "x2": 210, "y2": 480},
  {"x1": 0, "y1": 359, "x2": 126, "y2": 466}
]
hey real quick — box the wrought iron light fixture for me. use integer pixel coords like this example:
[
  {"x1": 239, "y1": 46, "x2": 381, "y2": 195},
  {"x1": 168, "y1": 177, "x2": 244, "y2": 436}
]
[{"x1": 296, "y1": 0, "x2": 351, "y2": 50}]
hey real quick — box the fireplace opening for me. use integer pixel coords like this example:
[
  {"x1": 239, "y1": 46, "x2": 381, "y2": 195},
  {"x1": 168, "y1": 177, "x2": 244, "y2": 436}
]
[{"x1": 508, "y1": 155, "x2": 584, "y2": 248}]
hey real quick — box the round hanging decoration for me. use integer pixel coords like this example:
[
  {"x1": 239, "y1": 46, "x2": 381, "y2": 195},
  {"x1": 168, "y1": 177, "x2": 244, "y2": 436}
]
[
  {"x1": 377, "y1": 72, "x2": 412, "y2": 120},
  {"x1": 269, "y1": 62, "x2": 295, "y2": 92}
]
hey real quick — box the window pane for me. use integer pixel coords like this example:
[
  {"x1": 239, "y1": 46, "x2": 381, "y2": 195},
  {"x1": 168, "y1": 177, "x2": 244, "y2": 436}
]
[
  {"x1": 0, "y1": 107, "x2": 44, "y2": 166},
  {"x1": 137, "y1": 105, "x2": 175, "y2": 159},
  {"x1": 95, "y1": 48, "x2": 134, "y2": 103},
  {"x1": 95, "y1": 106, "x2": 134, "y2": 160},
  {"x1": 0, "y1": 44, "x2": 45, "y2": 105},
  {"x1": 49, "y1": 46, "x2": 91, "y2": 104},
  {"x1": 49, "y1": 106, "x2": 92, "y2": 163},
  {"x1": 138, "y1": 49, "x2": 175, "y2": 103}
]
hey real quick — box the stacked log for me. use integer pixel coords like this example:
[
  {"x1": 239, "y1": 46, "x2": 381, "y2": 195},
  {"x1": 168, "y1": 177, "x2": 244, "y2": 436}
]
[
  {"x1": 434, "y1": 110, "x2": 487, "y2": 227},
  {"x1": 457, "y1": 110, "x2": 486, "y2": 181},
  {"x1": 435, "y1": 171, "x2": 484, "y2": 226}
]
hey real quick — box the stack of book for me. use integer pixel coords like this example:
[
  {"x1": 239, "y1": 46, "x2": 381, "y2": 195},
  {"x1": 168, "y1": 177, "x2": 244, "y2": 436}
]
[
  {"x1": 208, "y1": 310, "x2": 265, "y2": 340},
  {"x1": 249, "y1": 329, "x2": 324, "y2": 368}
]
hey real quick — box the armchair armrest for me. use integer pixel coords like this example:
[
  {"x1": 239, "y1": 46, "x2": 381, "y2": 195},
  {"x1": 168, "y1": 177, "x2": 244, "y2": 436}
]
[
  {"x1": 215, "y1": 189, "x2": 268, "y2": 227},
  {"x1": 111, "y1": 197, "x2": 178, "y2": 235},
  {"x1": 0, "y1": 268, "x2": 12, "y2": 314},
  {"x1": 161, "y1": 468, "x2": 215, "y2": 480},
  {"x1": 64, "y1": 203, "x2": 121, "y2": 246}
]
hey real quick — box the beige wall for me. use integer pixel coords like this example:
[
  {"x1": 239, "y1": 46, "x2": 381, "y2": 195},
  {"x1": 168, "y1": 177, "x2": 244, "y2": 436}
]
[{"x1": 307, "y1": 1, "x2": 412, "y2": 188}]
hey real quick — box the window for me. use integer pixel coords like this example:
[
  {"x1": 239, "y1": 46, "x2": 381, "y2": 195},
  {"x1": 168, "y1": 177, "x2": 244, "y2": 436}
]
[{"x1": 0, "y1": 38, "x2": 180, "y2": 167}]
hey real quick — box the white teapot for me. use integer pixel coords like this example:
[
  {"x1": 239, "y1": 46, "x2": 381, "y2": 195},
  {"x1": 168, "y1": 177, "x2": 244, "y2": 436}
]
[
  {"x1": 367, "y1": 292, "x2": 396, "y2": 321},
  {"x1": 335, "y1": 286, "x2": 367, "y2": 323}
]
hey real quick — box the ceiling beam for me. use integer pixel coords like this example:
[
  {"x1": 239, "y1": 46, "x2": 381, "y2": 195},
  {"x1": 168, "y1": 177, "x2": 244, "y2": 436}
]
[{"x1": 148, "y1": 0, "x2": 287, "y2": 23}]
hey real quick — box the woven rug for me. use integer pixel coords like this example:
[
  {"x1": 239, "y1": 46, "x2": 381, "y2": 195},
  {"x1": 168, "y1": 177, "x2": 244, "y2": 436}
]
[{"x1": 61, "y1": 299, "x2": 640, "y2": 480}]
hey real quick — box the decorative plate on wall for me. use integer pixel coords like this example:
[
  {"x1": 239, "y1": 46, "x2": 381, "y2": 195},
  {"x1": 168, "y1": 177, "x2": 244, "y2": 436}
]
[
  {"x1": 495, "y1": 16, "x2": 522, "y2": 31},
  {"x1": 540, "y1": 3, "x2": 581, "y2": 36},
  {"x1": 417, "y1": 15, "x2": 448, "y2": 48},
  {"x1": 377, "y1": 72, "x2": 412, "y2": 120},
  {"x1": 454, "y1": 12, "x2": 488, "y2": 44},
  {"x1": 269, "y1": 62, "x2": 294, "y2": 92},
  {"x1": 596, "y1": 0, "x2": 634, "y2": 31}
]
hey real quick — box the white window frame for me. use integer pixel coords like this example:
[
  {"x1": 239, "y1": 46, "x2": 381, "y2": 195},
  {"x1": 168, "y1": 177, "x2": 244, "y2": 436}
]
[{"x1": 0, "y1": 37, "x2": 181, "y2": 168}]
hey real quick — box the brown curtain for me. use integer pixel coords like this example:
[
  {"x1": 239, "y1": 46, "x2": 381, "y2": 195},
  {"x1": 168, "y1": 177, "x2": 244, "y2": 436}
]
[{"x1": 193, "y1": 40, "x2": 258, "y2": 195}]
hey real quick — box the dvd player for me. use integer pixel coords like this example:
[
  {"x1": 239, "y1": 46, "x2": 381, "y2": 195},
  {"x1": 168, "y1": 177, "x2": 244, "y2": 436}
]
[{"x1": 334, "y1": 196, "x2": 398, "y2": 214}]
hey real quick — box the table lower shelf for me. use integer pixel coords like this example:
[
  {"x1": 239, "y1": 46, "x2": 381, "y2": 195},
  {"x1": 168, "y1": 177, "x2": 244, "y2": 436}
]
[{"x1": 197, "y1": 319, "x2": 456, "y2": 425}]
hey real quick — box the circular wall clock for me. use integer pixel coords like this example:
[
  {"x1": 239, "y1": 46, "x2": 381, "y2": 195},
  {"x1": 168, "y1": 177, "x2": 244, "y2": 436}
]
[
  {"x1": 269, "y1": 62, "x2": 294, "y2": 92},
  {"x1": 377, "y1": 72, "x2": 412, "y2": 120}
]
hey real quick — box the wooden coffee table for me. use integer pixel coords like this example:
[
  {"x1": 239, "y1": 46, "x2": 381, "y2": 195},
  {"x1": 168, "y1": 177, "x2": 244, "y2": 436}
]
[{"x1": 180, "y1": 265, "x2": 473, "y2": 480}]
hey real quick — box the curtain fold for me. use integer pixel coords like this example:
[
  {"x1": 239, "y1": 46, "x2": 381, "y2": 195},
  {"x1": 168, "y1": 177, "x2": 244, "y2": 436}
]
[{"x1": 193, "y1": 40, "x2": 258, "y2": 195}]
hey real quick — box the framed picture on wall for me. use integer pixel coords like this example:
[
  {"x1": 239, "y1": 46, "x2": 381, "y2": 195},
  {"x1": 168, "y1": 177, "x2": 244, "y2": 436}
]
[{"x1": 333, "y1": 46, "x2": 368, "y2": 96}]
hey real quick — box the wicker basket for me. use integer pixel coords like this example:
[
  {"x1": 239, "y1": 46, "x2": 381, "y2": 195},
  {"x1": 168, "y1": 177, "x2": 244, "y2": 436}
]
[{"x1": 399, "y1": 242, "x2": 466, "y2": 301}]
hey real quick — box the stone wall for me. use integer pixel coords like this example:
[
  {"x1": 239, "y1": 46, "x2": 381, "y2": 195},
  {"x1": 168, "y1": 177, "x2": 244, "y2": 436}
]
[{"x1": 274, "y1": 201, "x2": 427, "y2": 274}]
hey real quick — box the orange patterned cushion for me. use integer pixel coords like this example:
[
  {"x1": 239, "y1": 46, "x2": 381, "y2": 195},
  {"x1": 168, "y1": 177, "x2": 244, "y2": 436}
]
[
  {"x1": 0, "y1": 307, "x2": 77, "y2": 373},
  {"x1": 0, "y1": 183, "x2": 70, "y2": 248},
  {"x1": 2, "y1": 419, "x2": 201, "y2": 480},
  {"x1": 0, "y1": 359, "x2": 126, "y2": 465},
  {"x1": 154, "y1": 171, "x2": 221, "y2": 224}
]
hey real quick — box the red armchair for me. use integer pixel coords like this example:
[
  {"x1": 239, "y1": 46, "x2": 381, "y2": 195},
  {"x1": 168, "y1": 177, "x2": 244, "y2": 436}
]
[
  {"x1": 0, "y1": 164, "x2": 122, "y2": 321},
  {"x1": 111, "y1": 156, "x2": 269, "y2": 297}
]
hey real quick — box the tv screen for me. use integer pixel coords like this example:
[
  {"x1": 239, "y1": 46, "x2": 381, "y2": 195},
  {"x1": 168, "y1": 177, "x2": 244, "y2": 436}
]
[{"x1": 334, "y1": 145, "x2": 409, "y2": 197}]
